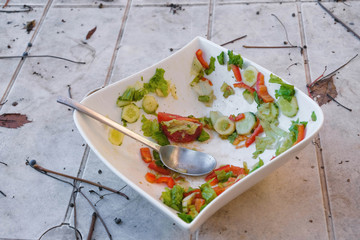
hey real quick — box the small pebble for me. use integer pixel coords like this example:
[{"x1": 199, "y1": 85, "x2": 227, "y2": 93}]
[{"x1": 114, "y1": 218, "x2": 122, "y2": 224}]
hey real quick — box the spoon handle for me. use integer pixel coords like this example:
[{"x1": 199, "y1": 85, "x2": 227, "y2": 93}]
[{"x1": 57, "y1": 96, "x2": 161, "y2": 152}]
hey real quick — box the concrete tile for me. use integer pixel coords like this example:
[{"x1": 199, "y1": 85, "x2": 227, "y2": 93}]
[
  {"x1": 0, "y1": 6, "x2": 44, "y2": 97},
  {"x1": 0, "y1": 6, "x2": 126, "y2": 239},
  {"x1": 302, "y1": 2, "x2": 360, "y2": 239},
  {"x1": 211, "y1": 2, "x2": 308, "y2": 96},
  {"x1": 68, "y1": 151, "x2": 190, "y2": 240},
  {"x1": 54, "y1": 0, "x2": 127, "y2": 6},
  {"x1": 199, "y1": 145, "x2": 328, "y2": 240},
  {"x1": 111, "y1": 4, "x2": 209, "y2": 82}
]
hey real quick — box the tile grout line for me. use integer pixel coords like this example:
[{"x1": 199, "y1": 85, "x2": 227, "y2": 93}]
[
  {"x1": 102, "y1": 0, "x2": 133, "y2": 87},
  {"x1": 62, "y1": 0, "x2": 133, "y2": 224},
  {"x1": 296, "y1": 2, "x2": 335, "y2": 240},
  {"x1": 0, "y1": 0, "x2": 54, "y2": 111},
  {"x1": 206, "y1": 0, "x2": 215, "y2": 40}
]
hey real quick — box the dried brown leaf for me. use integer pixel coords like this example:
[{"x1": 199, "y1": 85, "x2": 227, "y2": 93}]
[
  {"x1": 309, "y1": 76, "x2": 338, "y2": 106},
  {"x1": 86, "y1": 26, "x2": 97, "y2": 40},
  {"x1": 0, "y1": 113, "x2": 31, "y2": 128}
]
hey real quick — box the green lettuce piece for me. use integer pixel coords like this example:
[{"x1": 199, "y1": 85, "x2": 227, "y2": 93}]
[
  {"x1": 217, "y1": 51, "x2": 225, "y2": 65},
  {"x1": 198, "y1": 95, "x2": 210, "y2": 102},
  {"x1": 215, "y1": 170, "x2": 234, "y2": 182},
  {"x1": 205, "y1": 56, "x2": 216, "y2": 75},
  {"x1": 227, "y1": 50, "x2": 243, "y2": 68},
  {"x1": 144, "y1": 68, "x2": 169, "y2": 97},
  {"x1": 311, "y1": 111, "x2": 317, "y2": 121},
  {"x1": 197, "y1": 129, "x2": 210, "y2": 142},
  {"x1": 220, "y1": 82, "x2": 235, "y2": 98},
  {"x1": 141, "y1": 115, "x2": 169, "y2": 146},
  {"x1": 228, "y1": 132, "x2": 237, "y2": 144},
  {"x1": 200, "y1": 182, "x2": 217, "y2": 204},
  {"x1": 269, "y1": 74, "x2": 295, "y2": 101},
  {"x1": 178, "y1": 213, "x2": 193, "y2": 223},
  {"x1": 249, "y1": 158, "x2": 264, "y2": 173},
  {"x1": 117, "y1": 87, "x2": 145, "y2": 102},
  {"x1": 162, "y1": 185, "x2": 185, "y2": 212}
]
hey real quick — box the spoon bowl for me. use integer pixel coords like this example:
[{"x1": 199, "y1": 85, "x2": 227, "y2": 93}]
[{"x1": 57, "y1": 96, "x2": 217, "y2": 176}]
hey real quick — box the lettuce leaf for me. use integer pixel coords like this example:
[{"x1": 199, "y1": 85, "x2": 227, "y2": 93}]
[
  {"x1": 204, "y1": 56, "x2": 216, "y2": 75},
  {"x1": 200, "y1": 182, "x2": 217, "y2": 204},
  {"x1": 161, "y1": 185, "x2": 185, "y2": 212},
  {"x1": 144, "y1": 68, "x2": 169, "y2": 97},
  {"x1": 227, "y1": 50, "x2": 243, "y2": 68}
]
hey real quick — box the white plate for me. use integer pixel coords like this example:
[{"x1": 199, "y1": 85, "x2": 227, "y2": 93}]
[{"x1": 73, "y1": 36, "x2": 324, "y2": 232}]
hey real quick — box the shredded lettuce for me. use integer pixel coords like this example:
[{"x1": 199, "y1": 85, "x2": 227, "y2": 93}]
[
  {"x1": 200, "y1": 182, "x2": 217, "y2": 204},
  {"x1": 220, "y1": 82, "x2": 235, "y2": 98},
  {"x1": 227, "y1": 50, "x2": 243, "y2": 69},
  {"x1": 144, "y1": 68, "x2": 169, "y2": 97},
  {"x1": 217, "y1": 51, "x2": 225, "y2": 65},
  {"x1": 311, "y1": 111, "x2": 317, "y2": 121},
  {"x1": 215, "y1": 170, "x2": 234, "y2": 182},
  {"x1": 117, "y1": 87, "x2": 145, "y2": 102},
  {"x1": 205, "y1": 56, "x2": 216, "y2": 75},
  {"x1": 249, "y1": 158, "x2": 264, "y2": 173},
  {"x1": 161, "y1": 185, "x2": 185, "y2": 212},
  {"x1": 197, "y1": 129, "x2": 210, "y2": 142},
  {"x1": 178, "y1": 212, "x2": 193, "y2": 223},
  {"x1": 269, "y1": 74, "x2": 295, "y2": 101},
  {"x1": 141, "y1": 115, "x2": 169, "y2": 146}
]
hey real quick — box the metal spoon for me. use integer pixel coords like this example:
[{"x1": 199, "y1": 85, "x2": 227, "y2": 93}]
[{"x1": 57, "y1": 96, "x2": 217, "y2": 176}]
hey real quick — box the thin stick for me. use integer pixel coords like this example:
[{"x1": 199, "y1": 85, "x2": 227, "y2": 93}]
[
  {"x1": 271, "y1": 14, "x2": 295, "y2": 46},
  {"x1": 32, "y1": 163, "x2": 129, "y2": 200},
  {"x1": 326, "y1": 94, "x2": 352, "y2": 112},
  {"x1": 0, "y1": 190, "x2": 6, "y2": 197},
  {"x1": 220, "y1": 35, "x2": 247, "y2": 46},
  {"x1": 0, "y1": 161, "x2": 8, "y2": 166},
  {"x1": 3, "y1": 0, "x2": 10, "y2": 8},
  {"x1": 319, "y1": 54, "x2": 358, "y2": 82},
  {"x1": 0, "y1": 4, "x2": 33, "y2": 13},
  {"x1": 317, "y1": 1, "x2": 360, "y2": 40},
  {"x1": 87, "y1": 212, "x2": 97, "y2": 240},
  {"x1": 243, "y1": 45, "x2": 298, "y2": 49},
  {"x1": 0, "y1": 55, "x2": 85, "y2": 64}
]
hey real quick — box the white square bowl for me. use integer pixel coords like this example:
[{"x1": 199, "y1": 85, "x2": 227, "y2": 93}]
[{"x1": 73, "y1": 36, "x2": 324, "y2": 232}]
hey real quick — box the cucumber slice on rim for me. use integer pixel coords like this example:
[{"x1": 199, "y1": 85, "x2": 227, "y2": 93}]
[
  {"x1": 142, "y1": 95, "x2": 158, "y2": 114},
  {"x1": 214, "y1": 116, "x2": 235, "y2": 136},
  {"x1": 243, "y1": 66, "x2": 258, "y2": 87},
  {"x1": 277, "y1": 96, "x2": 299, "y2": 117},
  {"x1": 108, "y1": 128, "x2": 124, "y2": 146},
  {"x1": 122, "y1": 103, "x2": 140, "y2": 123},
  {"x1": 210, "y1": 111, "x2": 224, "y2": 126},
  {"x1": 235, "y1": 112, "x2": 257, "y2": 135},
  {"x1": 116, "y1": 99, "x2": 131, "y2": 107}
]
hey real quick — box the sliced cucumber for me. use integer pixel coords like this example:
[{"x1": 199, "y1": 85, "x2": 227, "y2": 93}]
[
  {"x1": 235, "y1": 112, "x2": 257, "y2": 135},
  {"x1": 142, "y1": 95, "x2": 158, "y2": 114},
  {"x1": 257, "y1": 102, "x2": 279, "y2": 123},
  {"x1": 122, "y1": 103, "x2": 140, "y2": 123},
  {"x1": 210, "y1": 111, "x2": 224, "y2": 126},
  {"x1": 108, "y1": 128, "x2": 124, "y2": 146},
  {"x1": 277, "y1": 96, "x2": 299, "y2": 117},
  {"x1": 243, "y1": 66, "x2": 258, "y2": 87},
  {"x1": 214, "y1": 116, "x2": 235, "y2": 136},
  {"x1": 116, "y1": 99, "x2": 131, "y2": 107},
  {"x1": 242, "y1": 89, "x2": 254, "y2": 104}
]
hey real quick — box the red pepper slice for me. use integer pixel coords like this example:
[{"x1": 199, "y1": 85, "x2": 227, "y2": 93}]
[
  {"x1": 229, "y1": 113, "x2": 245, "y2": 122},
  {"x1": 245, "y1": 124, "x2": 264, "y2": 147},
  {"x1": 212, "y1": 186, "x2": 225, "y2": 196},
  {"x1": 140, "y1": 147, "x2": 152, "y2": 163},
  {"x1": 229, "y1": 165, "x2": 246, "y2": 177},
  {"x1": 183, "y1": 189, "x2": 202, "y2": 199},
  {"x1": 194, "y1": 198, "x2": 206, "y2": 212},
  {"x1": 204, "y1": 165, "x2": 231, "y2": 182},
  {"x1": 148, "y1": 162, "x2": 171, "y2": 175},
  {"x1": 293, "y1": 124, "x2": 305, "y2": 146},
  {"x1": 231, "y1": 64, "x2": 242, "y2": 82},
  {"x1": 233, "y1": 82, "x2": 256, "y2": 93},
  {"x1": 256, "y1": 72, "x2": 274, "y2": 103},
  {"x1": 156, "y1": 176, "x2": 175, "y2": 188},
  {"x1": 145, "y1": 172, "x2": 156, "y2": 183},
  {"x1": 200, "y1": 77, "x2": 213, "y2": 86},
  {"x1": 196, "y1": 49, "x2": 209, "y2": 69}
]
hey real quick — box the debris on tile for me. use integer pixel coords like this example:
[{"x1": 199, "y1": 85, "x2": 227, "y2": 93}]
[
  {"x1": 0, "y1": 113, "x2": 31, "y2": 128},
  {"x1": 86, "y1": 26, "x2": 97, "y2": 40},
  {"x1": 25, "y1": 20, "x2": 36, "y2": 34}
]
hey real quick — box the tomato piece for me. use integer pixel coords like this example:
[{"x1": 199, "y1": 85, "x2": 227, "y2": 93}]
[
  {"x1": 293, "y1": 124, "x2": 305, "y2": 146},
  {"x1": 148, "y1": 162, "x2": 171, "y2": 175},
  {"x1": 229, "y1": 113, "x2": 245, "y2": 122},
  {"x1": 233, "y1": 82, "x2": 256, "y2": 93},
  {"x1": 229, "y1": 165, "x2": 246, "y2": 177},
  {"x1": 194, "y1": 198, "x2": 206, "y2": 212},
  {"x1": 196, "y1": 49, "x2": 209, "y2": 69},
  {"x1": 157, "y1": 112, "x2": 203, "y2": 143},
  {"x1": 212, "y1": 186, "x2": 225, "y2": 196},
  {"x1": 140, "y1": 147, "x2": 152, "y2": 163},
  {"x1": 245, "y1": 124, "x2": 263, "y2": 147},
  {"x1": 145, "y1": 172, "x2": 156, "y2": 183},
  {"x1": 231, "y1": 64, "x2": 242, "y2": 82}
]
